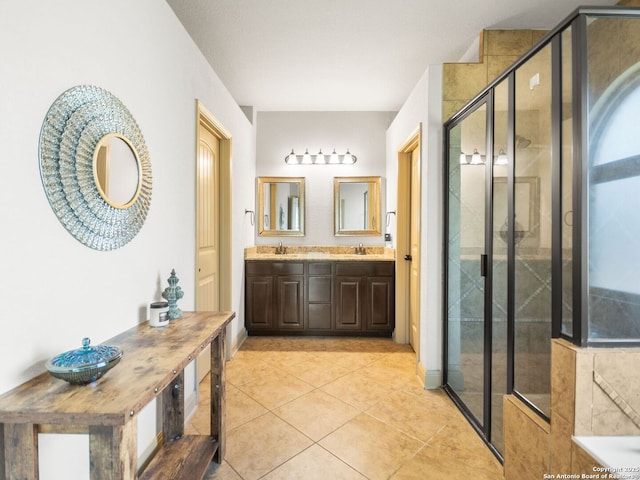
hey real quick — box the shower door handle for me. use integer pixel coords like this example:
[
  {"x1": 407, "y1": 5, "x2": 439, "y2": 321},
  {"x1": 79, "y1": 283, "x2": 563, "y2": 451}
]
[{"x1": 480, "y1": 254, "x2": 488, "y2": 277}]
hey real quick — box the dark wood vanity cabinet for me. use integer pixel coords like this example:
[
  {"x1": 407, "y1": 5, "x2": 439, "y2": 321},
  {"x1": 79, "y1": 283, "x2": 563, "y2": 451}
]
[
  {"x1": 335, "y1": 262, "x2": 395, "y2": 333},
  {"x1": 245, "y1": 262, "x2": 304, "y2": 332},
  {"x1": 245, "y1": 260, "x2": 394, "y2": 336}
]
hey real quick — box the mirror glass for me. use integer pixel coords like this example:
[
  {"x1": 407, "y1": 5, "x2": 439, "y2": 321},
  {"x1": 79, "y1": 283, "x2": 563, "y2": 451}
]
[
  {"x1": 334, "y1": 176, "x2": 382, "y2": 236},
  {"x1": 94, "y1": 134, "x2": 141, "y2": 209},
  {"x1": 257, "y1": 177, "x2": 305, "y2": 236}
]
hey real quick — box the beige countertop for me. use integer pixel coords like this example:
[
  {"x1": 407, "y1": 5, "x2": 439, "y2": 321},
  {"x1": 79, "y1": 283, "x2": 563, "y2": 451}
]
[{"x1": 245, "y1": 245, "x2": 395, "y2": 261}]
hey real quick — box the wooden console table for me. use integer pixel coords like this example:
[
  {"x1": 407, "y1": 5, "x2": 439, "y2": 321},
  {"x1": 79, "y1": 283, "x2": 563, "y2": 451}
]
[{"x1": 0, "y1": 310, "x2": 235, "y2": 480}]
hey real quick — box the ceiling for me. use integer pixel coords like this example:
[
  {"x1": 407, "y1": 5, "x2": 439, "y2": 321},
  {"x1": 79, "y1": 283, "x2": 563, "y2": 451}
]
[{"x1": 166, "y1": 0, "x2": 618, "y2": 112}]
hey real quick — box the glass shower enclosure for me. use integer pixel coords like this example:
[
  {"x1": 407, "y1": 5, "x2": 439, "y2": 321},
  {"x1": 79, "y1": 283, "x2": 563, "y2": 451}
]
[{"x1": 443, "y1": 6, "x2": 640, "y2": 460}]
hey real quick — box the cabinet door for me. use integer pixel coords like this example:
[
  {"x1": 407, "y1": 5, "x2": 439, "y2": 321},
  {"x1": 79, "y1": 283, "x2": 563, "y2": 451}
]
[
  {"x1": 365, "y1": 276, "x2": 395, "y2": 331},
  {"x1": 277, "y1": 275, "x2": 304, "y2": 329},
  {"x1": 246, "y1": 275, "x2": 275, "y2": 330},
  {"x1": 335, "y1": 276, "x2": 364, "y2": 330}
]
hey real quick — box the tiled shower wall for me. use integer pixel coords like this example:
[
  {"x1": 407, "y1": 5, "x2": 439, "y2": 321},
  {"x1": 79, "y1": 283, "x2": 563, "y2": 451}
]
[
  {"x1": 442, "y1": 29, "x2": 549, "y2": 122},
  {"x1": 457, "y1": 258, "x2": 551, "y2": 395}
]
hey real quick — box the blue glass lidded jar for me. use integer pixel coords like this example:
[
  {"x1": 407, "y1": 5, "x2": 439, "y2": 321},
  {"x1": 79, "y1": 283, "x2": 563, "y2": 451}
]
[{"x1": 45, "y1": 337, "x2": 123, "y2": 385}]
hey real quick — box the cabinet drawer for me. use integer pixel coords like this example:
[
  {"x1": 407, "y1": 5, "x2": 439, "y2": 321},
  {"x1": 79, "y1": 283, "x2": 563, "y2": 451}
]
[
  {"x1": 309, "y1": 262, "x2": 331, "y2": 275},
  {"x1": 309, "y1": 276, "x2": 331, "y2": 303},
  {"x1": 246, "y1": 261, "x2": 304, "y2": 276},
  {"x1": 308, "y1": 304, "x2": 332, "y2": 330},
  {"x1": 335, "y1": 261, "x2": 394, "y2": 277}
]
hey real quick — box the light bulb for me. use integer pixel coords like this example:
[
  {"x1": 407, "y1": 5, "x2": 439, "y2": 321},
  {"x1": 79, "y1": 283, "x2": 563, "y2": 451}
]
[
  {"x1": 329, "y1": 148, "x2": 340, "y2": 164},
  {"x1": 301, "y1": 148, "x2": 312, "y2": 164},
  {"x1": 285, "y1": 148, "x2": 298, "y2": 165},
  {"x1": 470, "y1": 148, "x2": 483, "y2": 165},
  {"x1": 316, "y1": 149, "x2": 326, "y2": 164},
  {"x1": 495, "y1": 149, "x2": 508, "y2": 165},
  {"x1": 343, "y1": 149, "x2": 356, "y2": 165}
]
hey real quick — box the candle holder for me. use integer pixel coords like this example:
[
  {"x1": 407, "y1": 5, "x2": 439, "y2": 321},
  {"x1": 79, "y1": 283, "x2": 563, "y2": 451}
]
[{"x1": 162, "y1": 269, "x2": 184, "y2": 319}]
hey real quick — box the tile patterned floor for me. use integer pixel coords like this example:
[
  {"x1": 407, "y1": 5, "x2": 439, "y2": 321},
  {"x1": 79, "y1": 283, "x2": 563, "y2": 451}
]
[{"x1": 186, "y1": 336, "x2": 504, "y2": 480}]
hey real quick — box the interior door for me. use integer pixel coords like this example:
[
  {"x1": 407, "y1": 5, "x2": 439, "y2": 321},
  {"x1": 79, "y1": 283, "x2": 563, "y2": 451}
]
[
  {"x1": 196, "y1": 116, "x2": 220, "y2": 381},
  {"x1": 409, "y1": 146, "x2": 421, "y2": 351}
]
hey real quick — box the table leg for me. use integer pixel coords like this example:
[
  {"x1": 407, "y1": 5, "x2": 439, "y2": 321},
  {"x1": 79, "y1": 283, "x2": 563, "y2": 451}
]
[
  {"x1": 89, "y1": 421, "x2": 136, "y2": 480},
  {"x1": 2, "y1": 423, "x2": 38, "y2": 480},
  {"x1": 210, "y1": 327, "x2": 226, "y2": 463},
  {"x1": 162, "y1": 371, "x2": 185, "y2": 441}
]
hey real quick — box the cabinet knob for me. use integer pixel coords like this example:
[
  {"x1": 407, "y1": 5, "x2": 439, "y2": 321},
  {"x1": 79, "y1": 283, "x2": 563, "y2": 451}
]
[{"x1": 404, "y1": 254, "x2": 412, "y2": 261}]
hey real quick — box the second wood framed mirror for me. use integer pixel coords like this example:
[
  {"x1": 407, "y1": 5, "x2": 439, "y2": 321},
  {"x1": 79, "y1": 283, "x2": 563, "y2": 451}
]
[
  {"x1": 334, "y1": 176, "x2": 382, "y2": 236},
  {"x1": 257, "y1": 176, "x2": 305, "y2": 236}
]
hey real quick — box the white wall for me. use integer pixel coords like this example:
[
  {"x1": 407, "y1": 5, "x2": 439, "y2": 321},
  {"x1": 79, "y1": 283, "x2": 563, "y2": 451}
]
[
  {"x1": 255, "y1": 111, "x2": 395, "y2": 245},
  {"x1": 386, "y1": 65, "x2": 444, "y2": 388},
  {"x1": 0, "y1": 1, "x2": 254, "y2": 477}
]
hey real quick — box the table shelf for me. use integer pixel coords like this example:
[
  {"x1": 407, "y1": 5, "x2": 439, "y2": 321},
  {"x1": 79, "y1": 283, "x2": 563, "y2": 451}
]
[{"x1": 139, "y1": 435, "x2": 219, "y2": 480}]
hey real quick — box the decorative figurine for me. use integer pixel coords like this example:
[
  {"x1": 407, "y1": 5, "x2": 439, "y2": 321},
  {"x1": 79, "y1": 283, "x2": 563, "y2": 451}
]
[{"x1": 162, "y1": 269, "x2": 184, "y2": 319}]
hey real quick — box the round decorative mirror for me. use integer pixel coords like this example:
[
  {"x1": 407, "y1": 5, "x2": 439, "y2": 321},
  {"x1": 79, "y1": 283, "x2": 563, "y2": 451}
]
[{"x1": 39, "y1": 85, "x2": 152, "y2": 250}]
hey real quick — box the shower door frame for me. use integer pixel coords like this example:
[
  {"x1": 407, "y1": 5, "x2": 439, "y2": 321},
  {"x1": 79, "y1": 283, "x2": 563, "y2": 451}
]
[{"x1": 442, "y1": 89, "x2": 501, "y2": 457}]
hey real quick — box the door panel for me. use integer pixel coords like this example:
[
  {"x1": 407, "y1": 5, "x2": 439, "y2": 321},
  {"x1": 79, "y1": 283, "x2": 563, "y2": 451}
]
[
  {"x1": 335, "y1": 277, "x2": 362, "y2": 330},
  {"x1": 366, "y1": 277, "x2": 394, "y2": 330},
  {"x1": 246, "y1": 276, "x2": 275, "y2": 329},
  {"x1": 446, "y1": 103, "x2": 487, "y2": 426},
  {"x1": 513, "y1": 45, "x2": 553, "y2": 417},
  {"x1": 278, "y1": 275, "x2": 304, "y2": 329},
  {"x1": 196, "y1": 119, "x2": 220, "y2": 382},
  {"x1": 196, "y1": 125, "x2": 220, "y2": 312},
  {"x1": 491, "y1": 79, "x2": 510, "y2": 455},
  {"x1": 409, "y1": 146, "x2": 420, "y2": 351}
]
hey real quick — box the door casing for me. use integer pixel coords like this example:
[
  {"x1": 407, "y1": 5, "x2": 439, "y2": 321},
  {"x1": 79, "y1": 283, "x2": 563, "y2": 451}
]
[
  {"x1": 396, "y1": 126, "x2": 422, "y2": 357},
  {"x1": 195, "y1": 101, "x2": 233, "y2": 381}
]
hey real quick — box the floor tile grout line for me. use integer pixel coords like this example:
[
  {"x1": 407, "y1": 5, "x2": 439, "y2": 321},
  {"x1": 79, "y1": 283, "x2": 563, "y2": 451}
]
[
  {"x1": 200, "y1": 336, "x2": 505, "y2": 479},
  {"x1": 264, "y1": 357, "x2": 439, "y2": 480},
  {"x1": 232, "y1": 346, "x2": 423, "y2": 478},
  {"x1": 254, "y1": 441, "x2": 317, "y2": 480}
]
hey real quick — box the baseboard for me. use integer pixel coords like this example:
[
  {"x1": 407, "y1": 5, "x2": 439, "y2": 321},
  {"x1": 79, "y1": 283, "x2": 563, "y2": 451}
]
[
  {"x1": 425, "y1": 369, "x2": 443, "y2": 390},
  {"x1": 416, "y1": 361, "x2": 427, "y2": 388},
  {"x1": 137, "y1": 432, "x2": 163, "y2": 474},
  {"x1": 184, "y1": 382, "x2": 199, "y2": 424},
  {"x1": 230, "y1": 327, "x2": 248, "y2": 358},
  {"x1": 416, "y1": 363, "x2": 443, "y2": 390}
]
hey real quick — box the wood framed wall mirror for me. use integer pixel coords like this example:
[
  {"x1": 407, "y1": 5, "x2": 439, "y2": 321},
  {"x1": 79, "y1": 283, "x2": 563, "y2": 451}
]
[
  {"x1": 334, "y1": 176, "x2": 382, "y2": 236},
  {"x1": 257, "y1": 176, "x2": 305, "y2": 236}
]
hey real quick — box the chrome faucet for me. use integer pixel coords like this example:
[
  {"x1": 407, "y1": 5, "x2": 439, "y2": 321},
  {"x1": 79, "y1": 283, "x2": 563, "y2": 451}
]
[
  {"x1": 355, "y1": 243, "x2": 366, "y2": 255},
  {"x1": 275, "y1": 242, "x2": 287, "y2": 254}
]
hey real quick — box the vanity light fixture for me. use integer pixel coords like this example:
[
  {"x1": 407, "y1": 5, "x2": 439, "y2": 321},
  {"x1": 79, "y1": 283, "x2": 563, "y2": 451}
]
[
  {"x1": 459, "y1": 150, "x2": 510, "y2": 165},
  {"x1": 459, "y1": 148, "x2": 487, "y2": 165},
  {"x1": 285, "y1": 148, "x2": 357, "y2": 165}
]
